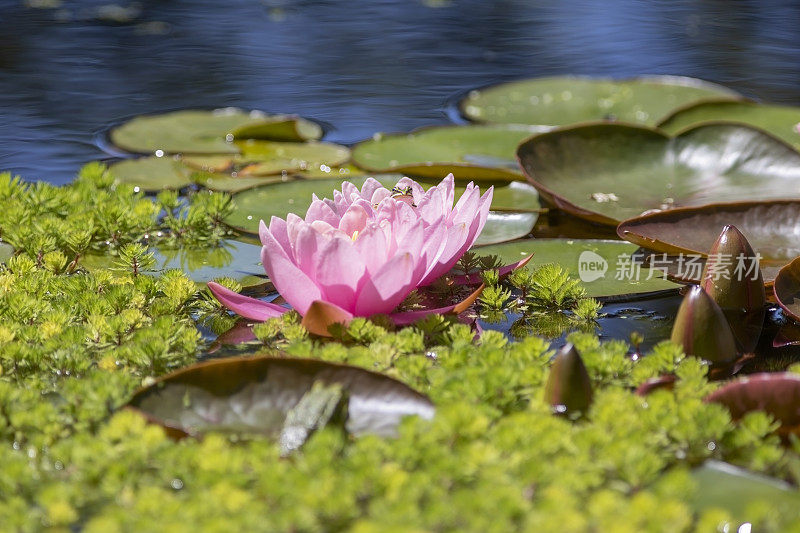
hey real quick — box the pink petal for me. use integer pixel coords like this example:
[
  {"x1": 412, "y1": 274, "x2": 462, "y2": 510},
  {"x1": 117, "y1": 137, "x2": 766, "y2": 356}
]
[
  {"x1": 441, "y1": 173, "x2": 455, "y2": 211},
  {"x1": 314, "y1": 235, "x2": 366, "y2": 312},
  {"x1": 360, "y1": 177, "x2": 386, "y2": 200},
  {"x1": 305, "y1": 199, "x2": 341, "y2": 226},
  {"x1": 419, "y1": 221, "x2": 471, "y2": 285},
  {"x1": 292, "y1": 224, "x2": 323, "y2": 278},
  {"x1": 416, "y1": 185, "x2": 445, "y2": 225},
  {"x1": 354, "y1": 251, "x2": 418, "y2": 316},
  {"x1": 353, "y1": 223, "x2": 389, "y2": 275},
  {"x1": 260, "y1": 227, "x2": 324, "y2": 315},
  {"x1": 370, "y1": 188, "x2": 391, "y2": 205},
  {"x1": 338, "y1": 204, "x2": 369, "y2": 236},
  {"x1": 265, "y1": 218, "x2": 291, "y2": 257},
  {"x1": 207, "y1": 281, "x2": 287, "y2": 321},
  {"x1": 452, "y1": 183, "x2": 480, "y2": 225}
]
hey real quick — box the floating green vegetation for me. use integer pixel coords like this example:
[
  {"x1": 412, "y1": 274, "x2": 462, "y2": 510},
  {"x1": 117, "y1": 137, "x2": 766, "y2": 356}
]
[{"x1": 0, "y1": 165, "x2": 798, "y2": 530}]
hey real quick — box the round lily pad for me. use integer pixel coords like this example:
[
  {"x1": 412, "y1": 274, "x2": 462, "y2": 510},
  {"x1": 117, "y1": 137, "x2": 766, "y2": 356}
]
[
  {"x1": 474, "y1": 239, "x2": 679, "y2": 299},
  {"x1": 518, "y1": 123, "x2": 800, "y2": 226},
  {"x1": 80, "y1": 240, "x2": 266, "y2": 288},
  {"x1": 351, "y1": 125, "x2": 544, "y2": 181},
  {"x1": 109, "y1": 156, "x2": 194, "y2": 191},
  {"x1": 658, "y1": 100, "x2": 800, "y2": 149},
  {"x1": 616, "y1": 200, "x2": 800, "y2": 283},
  {"x1": 126, "y1": 356, "x2": 435, "y2": 439},
  {"x1": 224, "y1": 176, "x2": 540, "y2": 246},
  {"x1": 460, "y1": 75, "x2": 740, "y2": 127},
  {"x1": 110, "y1": 108, "x2": 322, "y2": 155},
  {"x1": 689, "y1": 460, "x2": 799, "y2": 517}
]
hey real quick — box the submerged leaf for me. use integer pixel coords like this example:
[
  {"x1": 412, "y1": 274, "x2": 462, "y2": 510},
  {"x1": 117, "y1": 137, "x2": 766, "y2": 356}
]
[{"x1": 127, "y1": 356, "x2": 435, "y2": 439}]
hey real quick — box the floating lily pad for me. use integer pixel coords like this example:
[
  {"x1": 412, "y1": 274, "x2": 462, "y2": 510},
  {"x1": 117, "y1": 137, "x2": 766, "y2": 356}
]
[
  {"x1": 775, "y1": 257, "x2": 800, "y2": 322},
  {"x1": 460, "y1": 75, "x2": 740, "y2": 127},
  {"x1": 110, "y1": 108, "x2": 322, "y2": 155},
  {"x1": 126, "y1": 356, "x2": 435, "y2": 439},
  {"x1": 706, "y1": 373, "x2": 800, "y2": 439},
  {"x1": 689, "y1": 460, "x2": 799, "y2": 517},
  {"x1": 351, "y1": 125, "x2": 544, "y2": 181},
  {"x1": 192, "y1": 172, "x2": 287, "y2": 193},
  {"x1": 109, "y1": 156, "x2": 194, "y2": 191},
  {"x1": 225, "y1": 176, "x2": 540, "y2": 246},
  {"x1": 617, "y1": 201, "x2": 800, "y2": 283},
  {"x1": 658, "y1": 100, "x2": 800, "y2": 149},
  {"x1": 518, "y1": 123, "x2": 800, "y2": 226},
  {"x1": 80, "y1": 240, "x2": 266, "y2": 287},
  {"x1": 0, "y1": 242, "x2": 13, "y2": 264},
  {"x1": 475, "y1": 239, "x2": 679, "y2": 299}
]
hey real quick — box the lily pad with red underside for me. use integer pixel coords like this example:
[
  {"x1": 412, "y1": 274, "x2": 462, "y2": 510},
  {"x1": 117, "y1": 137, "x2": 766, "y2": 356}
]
[
  {"x1": 617, "y1": 200, "x2": 800, "y2": 284},
  {"x1": 658, "y1": 99, "x2": 800, "y2": 150},
  {"x1": 109, "y1": 108, "x2": 322, "y2": 155},
  {"x1": 516, "y1": 122, "x2": 800, "y2": 226},
  {"x1": 127, "y1": 356, "x2": 434, "y2": 440},
  {"x1": 459, "y1": 75, "x2": 740, "y2": 127},
  {"x1": 224, "y1": 176, "x2": 540, "y2": 246},
  {"x1": 351, "y1": 124, "x2": 546, "y2": 181},
  {"x1": 705, "y1": 372, "x2": 800, "y2": 439}
]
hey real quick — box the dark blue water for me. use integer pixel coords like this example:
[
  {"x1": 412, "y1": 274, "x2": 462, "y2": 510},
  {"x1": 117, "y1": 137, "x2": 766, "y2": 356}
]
[{"x1": 1, "y1": 0, "x2": 799, "y2": 184}]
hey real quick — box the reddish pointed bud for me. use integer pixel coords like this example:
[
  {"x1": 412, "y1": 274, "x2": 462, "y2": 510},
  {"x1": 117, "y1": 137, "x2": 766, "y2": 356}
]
[
  {"x1": 671, "y1": 285, "x2": 738, "y2": 365},
  {"x1": 701, "y1": 225, "x2": 765, "y2": 352},
  {"x1": 544, "y1": 343, "x2": 593, "y2": 415}
]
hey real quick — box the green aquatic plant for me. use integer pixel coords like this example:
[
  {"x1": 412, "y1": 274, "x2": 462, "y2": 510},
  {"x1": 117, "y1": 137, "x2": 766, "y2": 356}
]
[{"x1": 0, "y1": 166, "x2": 799, "y2": 530}]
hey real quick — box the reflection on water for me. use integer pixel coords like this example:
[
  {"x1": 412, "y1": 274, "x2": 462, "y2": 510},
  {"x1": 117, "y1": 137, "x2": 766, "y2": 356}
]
[
  {"x1": 480, "y1": 292, "x2": 681, "y2": 351},
  {"x1": 1, "y1": 0, "x2": 798, "y2": 183}
]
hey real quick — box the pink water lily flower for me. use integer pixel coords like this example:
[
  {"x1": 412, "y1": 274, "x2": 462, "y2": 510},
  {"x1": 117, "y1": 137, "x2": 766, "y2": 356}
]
[{"x1": 207, "y1": 174, "x2": 493, "y2": 332}]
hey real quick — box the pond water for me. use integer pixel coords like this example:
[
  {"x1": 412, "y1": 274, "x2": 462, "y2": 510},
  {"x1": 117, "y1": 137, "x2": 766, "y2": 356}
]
[{"x1": 1, "y1": 0, "x2": 799, "y2": 184}]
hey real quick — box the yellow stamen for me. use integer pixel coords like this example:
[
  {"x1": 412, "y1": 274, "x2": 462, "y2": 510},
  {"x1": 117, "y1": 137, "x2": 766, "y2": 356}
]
[{"x1": 351, "y1": 230, "x2": 359, "y2": 241}]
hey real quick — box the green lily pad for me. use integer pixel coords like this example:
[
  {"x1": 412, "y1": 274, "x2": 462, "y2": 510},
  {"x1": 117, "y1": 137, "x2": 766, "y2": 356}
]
[
  {"x1": 80, "y1": 240, "x2": 266, "y2": 288},
  {"x1": 460, "y1": 75, "x2": 740, "y2": 127},
  {"x1": 658, "y1": 100, "x2": 800, "y2": 149},
  {"x1": 191, "y1": 171, "x2": 287, "y2": 193},
  {"x1": 518, "y1": 123, "x2": 800, "y2": 226},
  {"x1": 109, "y1": 156, "x2": 194, "y2": 191},
  {"x1": 473, "y1": 212, "x2": 537, "y2": 246},
  {"x1": 126, "y1": 356, "x2": 435, "y2": 439},
  {"x1": 616, "y1": 200, "x2": 800, "y2": 283},
  {"x1": 110, "y1": 108, "x2": 322, "y2": 155},
  {"x1": 689, "y1": 461, "x2": 799, "y2": 518},
  {"x1": 0, "y1": 242, "x2": 13, "y2": 264},
  {"x1": 474, "y1": 239, "x2": 679, "y2": 299},
  {"x1": 351, "y1": 125, "x2": 544, "y2": 181},
  {"x1": 225, "y1": 176, "x2": 539, "y2": 246}
]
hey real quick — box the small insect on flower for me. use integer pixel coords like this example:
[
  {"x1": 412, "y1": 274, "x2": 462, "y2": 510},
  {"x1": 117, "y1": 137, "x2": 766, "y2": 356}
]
[{"x1": 391, "y1": 185, "x2": 416, "y2": 207}]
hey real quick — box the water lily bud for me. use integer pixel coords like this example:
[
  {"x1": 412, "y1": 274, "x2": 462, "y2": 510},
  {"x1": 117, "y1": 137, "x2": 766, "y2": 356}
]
[
  {"x1": 701, "y1": 224, "x2": 765, "y2": 352},
  {"x1": 671, "y1": 285, "x2": 738, "y2": 365},
  {"x1": 544, "y1": 343, "x2": 593, "y2": 415}
]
